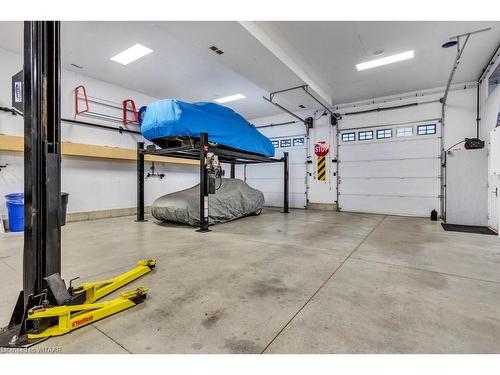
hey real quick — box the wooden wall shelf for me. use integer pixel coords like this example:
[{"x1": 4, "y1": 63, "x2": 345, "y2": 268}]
[{"x1": 0, "y1": 134, "x2": 198, "y2": 166}]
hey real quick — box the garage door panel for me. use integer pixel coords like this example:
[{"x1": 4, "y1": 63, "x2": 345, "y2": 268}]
[
  {"x1": 339, "y1": 177, "x2": 440, "y2": 197},
  {"x1": 246, "y1": 163, "x2": 304, "y2": 179},
  {"x1": 245, "y1": 146, "x2": 306, "y2": 208},
  {"x1": 339, "y1": 195, "x2": 440, "y2": 216},
  {"x1": 339, "y1": 138, "x2": 441, "y2": 161},
  {"x1": 338, "y1": 122, "x2": 441, "y2": 217},
  {"x1": 246, "y1": 178, "x2": 305, "y2": 194},
  {"x1": 340, "y1": 158, "x2": 440, "y2": 178}
]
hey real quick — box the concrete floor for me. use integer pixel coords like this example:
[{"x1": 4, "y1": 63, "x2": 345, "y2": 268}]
[{"x1": 1, "y1": 208, "x2": 500, "y2": 353}]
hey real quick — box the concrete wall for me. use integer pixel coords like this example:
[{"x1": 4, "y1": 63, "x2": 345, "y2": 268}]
[
  {"x1": 0, "y1": 47, "x2": 198, "y2": 220},
  {"x1": 251, "y1": 85, "x2": 482, "y2": 219}
]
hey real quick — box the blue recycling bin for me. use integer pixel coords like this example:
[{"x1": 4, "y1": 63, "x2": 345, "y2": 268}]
[{"x1": 5, "y1": 193, "x2": 24, "y2": 232}]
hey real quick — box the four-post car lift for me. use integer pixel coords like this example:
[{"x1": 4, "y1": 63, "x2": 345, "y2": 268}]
[{"x1": 136, "y1": 132, "x2": 290, "y2": 232}]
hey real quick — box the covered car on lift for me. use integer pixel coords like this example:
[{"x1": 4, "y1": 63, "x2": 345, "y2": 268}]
[
  {"x1": 151, "y1": 178, "x2": 264, "y2": 226},
  {"x1": 139, "y1": 99, "x2": 275, "y2": 157}
]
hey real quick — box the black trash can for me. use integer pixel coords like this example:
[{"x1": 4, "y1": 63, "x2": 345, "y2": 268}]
[{"x1": 60, "y1": 192, "x2": 69, "y2": 226}]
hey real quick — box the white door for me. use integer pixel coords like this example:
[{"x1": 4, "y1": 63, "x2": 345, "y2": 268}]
[
  {"x1": 245, "y1": 136, "x2": 307, "y2": 208},
  {"x1": 338, "y1": 122, "x2": 441, "y2": 217},
  {"x1": 489, "y1": 127, "x2": 500, "y2": 232}
]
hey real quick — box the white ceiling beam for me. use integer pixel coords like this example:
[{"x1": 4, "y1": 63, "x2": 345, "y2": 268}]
[{"x1": 239, "y1": 21, "x2": 333, "y2": 105}]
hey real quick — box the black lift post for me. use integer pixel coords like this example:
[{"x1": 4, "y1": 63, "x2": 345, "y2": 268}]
[
  {"x1": 136, "y1": 141, "x2": 146, "y2": 222},
  {"x1": 0, "y1": 21, "x2": 61, "y2": 348},
  {"x1": 197, "y1": 132, "x2": 210, "y2": 232},
  {"x1": 230, "y1": 163, "x2": 235, "y2": 178},
  {"x1": 283, "y1": 151, "x2": 289, "y2": 213}
]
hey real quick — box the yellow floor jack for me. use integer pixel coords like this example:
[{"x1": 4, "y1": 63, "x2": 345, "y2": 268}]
[{"x1": 22, "y1": 260, "x2": 156, "y2": 342}]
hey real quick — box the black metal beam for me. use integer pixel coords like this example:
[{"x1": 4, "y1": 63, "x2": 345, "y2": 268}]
[
  {"x1": 62, "y1": 118, "x2": 141, "y2": 135},
  {"x1": 23, "y1": 20, "x2": 62, "y2": 301},
  {"x1": 136, "y1": 142, "x2": 146, "y2": 222},
  {"x1": 197, "y1": 132, "x2": 210, "y2": 232},
  {"x1": 144, "y1": 143, "x2": 281, "y2": 164},
  {"x1": 283, "y1": 151, "x2": 289, "y2": 214},
  {"x1": 1, "y1": 21, "x2": 61, "y2": 348},
  {"x1": 230, "y1": 163, "x2": 235, "y2": 178}
]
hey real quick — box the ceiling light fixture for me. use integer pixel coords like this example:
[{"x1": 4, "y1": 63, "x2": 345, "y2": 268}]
[
  {"x1": 356, "y1": 50, "x2": 414, "y2": 71},
  {"x1": 214, "y1": 94, "x2": 246, "y2": 104},
  {"x1": 110, "y1": 44, "x2": 153, "y2": 65}
]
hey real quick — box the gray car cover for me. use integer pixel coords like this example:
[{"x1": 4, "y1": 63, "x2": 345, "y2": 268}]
[{"x1": 151, "y1": 178, "x2": 264, "y2": 226}]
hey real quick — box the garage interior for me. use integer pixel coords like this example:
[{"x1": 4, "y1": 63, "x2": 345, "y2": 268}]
[{"x1": 0, "y1": 20, "x2": 500, "y2": 354}]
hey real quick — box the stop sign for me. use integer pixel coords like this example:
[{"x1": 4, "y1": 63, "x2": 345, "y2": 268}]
[{"x1": 314, "y1": 141, "x2": 329, "y2": 157}]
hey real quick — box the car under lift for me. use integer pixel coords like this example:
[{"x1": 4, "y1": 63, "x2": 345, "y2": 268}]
[{"x1": 0, "y1": 21, "x2": 155, "y2": 348}]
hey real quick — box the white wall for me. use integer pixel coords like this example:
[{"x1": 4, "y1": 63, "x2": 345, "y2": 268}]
[
  {"x1": 0, "y1": 47, "x2": 198, "y2": 218},
  {"x1": 480, "y1": 56, "x2": 500, "y2": 230},
  {"x1": 251, "y1": 85, "x2": 482, "y2": 218},
  {"x1": 250, "y1": 109, "x2": 337, "y2": 206}
]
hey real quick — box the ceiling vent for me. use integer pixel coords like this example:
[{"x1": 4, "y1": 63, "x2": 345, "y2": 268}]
[{"x1": 209, "y1": 46, "x2": 224, "y2": 55}]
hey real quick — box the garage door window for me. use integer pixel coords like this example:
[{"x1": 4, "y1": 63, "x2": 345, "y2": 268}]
[
  {"x1": 417, "y1": 124, "x2": 436, "y2": 135},
  {"x1": 376, "y1": 129, "x2": 392, "y2": 139},
  {"x1": 358, "y1": 130, "x2": 373, "y2": 141},
  {"x1": 342, "y1": 132, "x2": 355, "y2": 142},
  {"x1": 396, "y1": 127, "x2": 413, "y2": 137},
  {"x1": 271, "y1": 140, "x2": 279, "y2": 148},
  {"x1": 293, "y1": 137, "x2": 305, "y2": 147},
  {"x1": 280, "y1": 139, "x2": 292, "y2": 147}
]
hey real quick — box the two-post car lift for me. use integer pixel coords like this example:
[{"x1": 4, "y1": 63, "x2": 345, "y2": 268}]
[
  {"x1": 0, "y1": 21, "x2": 156, "y2": 349},
  {"x1": 136, "y1": 132, "x2": 290, "y2": 232}
]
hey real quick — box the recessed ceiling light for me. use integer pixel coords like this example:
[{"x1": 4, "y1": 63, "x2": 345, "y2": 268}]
[
  {"x1": 356, "y1": 50, "x2": 414, "y2": 71},
  {"x1": 110, "y1": 44, "x2": 153, "y2": 65},
  {"x1": 214, "y1": 94, "x2": 246, "y2": 104}
]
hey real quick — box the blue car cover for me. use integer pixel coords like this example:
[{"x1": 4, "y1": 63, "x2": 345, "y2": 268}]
[{"x1": 140, "y1": 99, "x2": 275, "y2": 157}]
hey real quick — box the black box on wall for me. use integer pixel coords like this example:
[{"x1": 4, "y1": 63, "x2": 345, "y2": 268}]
[{"x1": 11, "y1": 70, "x2": 23, "y2": 114}]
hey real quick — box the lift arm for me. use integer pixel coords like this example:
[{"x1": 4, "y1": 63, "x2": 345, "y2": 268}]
[
  {"x1": 72, "y1": 259, "x2": 156, "y2": 303},
  {"x1": 27, "y1": 288, "x2": 148, "y2": 339}
]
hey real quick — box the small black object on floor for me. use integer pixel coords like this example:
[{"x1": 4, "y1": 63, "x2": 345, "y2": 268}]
[{"x1": 441, "y1": 223, "x2": 497, "y2": 235}]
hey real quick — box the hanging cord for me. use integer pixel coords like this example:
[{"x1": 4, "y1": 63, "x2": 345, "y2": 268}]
[
  {"x1": 446, "y1": 140, "x2": 466, "y2": 152},
  {"x1": 216, "y1": 175, "x2": 223, "y2": 191}
]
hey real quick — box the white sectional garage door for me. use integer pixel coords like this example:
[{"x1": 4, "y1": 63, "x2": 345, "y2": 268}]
[
  {"x1": 338, "y1": 122, "x2": 442, "y2": 217},
  {"x1": 245, "y1": 135, "x2": 307, "y2": 208}
]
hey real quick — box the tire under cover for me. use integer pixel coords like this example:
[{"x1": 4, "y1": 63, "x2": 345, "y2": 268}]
[{"x1": 151, "y1": 178, "x2": 264, "y2": 226}]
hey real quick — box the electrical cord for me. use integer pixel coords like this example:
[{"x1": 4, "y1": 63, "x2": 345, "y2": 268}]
[
  {"x1": 446, "y1": 140, "x2": 466, "y2": 152},
  {"x1": 216, "y1": 176, "x2": 223, "y2": 190}
]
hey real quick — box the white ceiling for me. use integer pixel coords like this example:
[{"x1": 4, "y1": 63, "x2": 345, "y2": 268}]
[
  {"x1": 254, "y1": 21, "x2": 500, "y2": 104},
  {"x1": 0, "y1": 21, "x2": 499, "y2": 119},
  {"x1": 0, "y1": 21, "x2": 306, "y2": 118}
]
